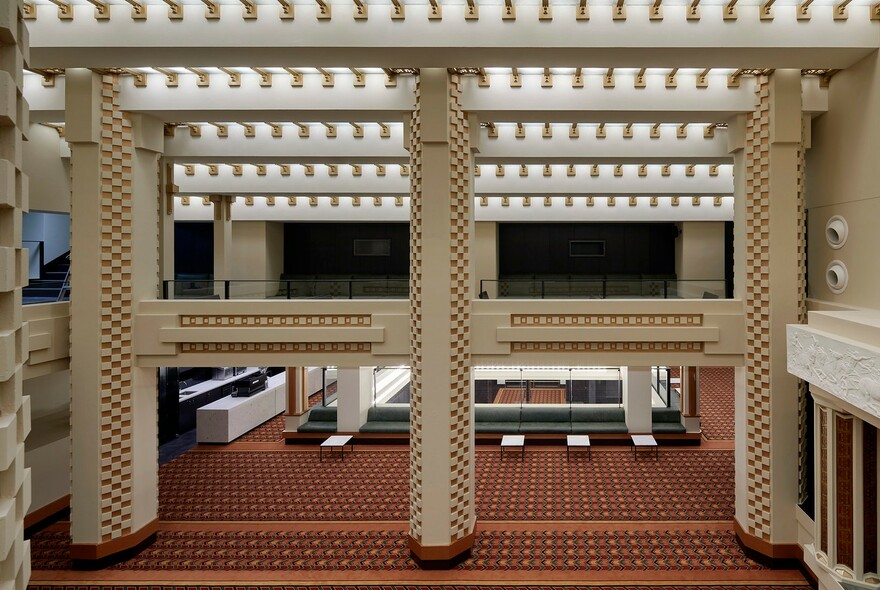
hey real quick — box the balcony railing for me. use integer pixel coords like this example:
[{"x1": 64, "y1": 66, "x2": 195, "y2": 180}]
[
  {"x1": 482, "y1": 278, "x2": 728, "y2": 299},
  {"x1": 162, "y1": 278, "x2": 409, "y2": 300}
]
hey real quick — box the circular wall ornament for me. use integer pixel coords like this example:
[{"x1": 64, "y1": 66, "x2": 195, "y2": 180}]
[
  {"x1": 826, "y1": 260, "x2": 848, "y2": 294},
  {"x1": 825, "y1": 215, "x2": 848, "y2": 249}
]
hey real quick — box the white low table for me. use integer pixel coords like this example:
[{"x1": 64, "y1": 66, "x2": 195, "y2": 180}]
[
  {"x1": 501, "y1": 434, "x2": 525, "y2": 460},
  {"x1": 631, "y1": 434, "x2": 658, "y2": 460},
  {"x1": 566, "y1": 435, "x2": 591, "y2": 461},
  {"x1": 321, "y1": 435, "x2": 353, "y2": 461}
]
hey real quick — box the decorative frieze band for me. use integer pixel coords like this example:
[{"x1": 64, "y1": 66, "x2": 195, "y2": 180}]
[
  {"x1": 180, "y1": 314, "x2": 371, "y2": 327},
  {"x1": 512, "y1": 341, "x2": 703, "y2": 352},
  {"x1": 181, "y1": 342, "x2": 370, "y2": 353},
  {"x1": 511, "y1": 313, "x2": 702, "y2": 327}
]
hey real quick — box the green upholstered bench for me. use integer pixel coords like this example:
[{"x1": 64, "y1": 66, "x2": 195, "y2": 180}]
[
  {"x1": 359, "y1": 406, "x2": 410, "y2": 433},
  {"x1": 518, "y1": 406, "x2": 572, "y2": 433},
  {"x1": 474, "y1": 406, "x2": 522, "y2": 433},
  {"x1": 297, "y1": 406, "x2": 338, "y2": 433},
  {"x1": 652, "y1": 408, "x2": 687, "y2": 434},
  {"x1": 569, "y1": 406, "x2": 628, "y2": 434}
]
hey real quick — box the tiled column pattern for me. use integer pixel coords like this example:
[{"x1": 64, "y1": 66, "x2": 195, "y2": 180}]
[
  {"x1": 408, "y1": 69, "x2": 475, "y2": 559},
  {"x1": 67, "y1": 72, "x2": 159, "y2": 557},
  {"x1": 0, "y1": 2, "x2": 32, "y2": 587},
  {"x1": 741, "y1": 71, "x2": 803, "y2": 544}
]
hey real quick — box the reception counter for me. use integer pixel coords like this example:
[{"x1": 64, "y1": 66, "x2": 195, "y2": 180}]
[{"x1": 196, "y1": 372, "x2": 286, "y2": 443}]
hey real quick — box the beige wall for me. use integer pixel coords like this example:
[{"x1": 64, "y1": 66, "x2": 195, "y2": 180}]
[
  {"x1": 230, "y1": 221, "x2": 285, "y2": 297},
  {"x1": 675, "y1": 221, "x2": 726, "y2": 297},
  {"x1": 806, "y1": 51, "x2": 880, "y2": 311},
  {"x1": 22, "y1": 124, "x2": 70, "y2": 213},
  {"x1": 23, "y1": 370, "x2": 70, "y2": 515}
]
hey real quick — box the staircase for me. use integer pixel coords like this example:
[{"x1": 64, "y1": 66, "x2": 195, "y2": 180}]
[{"x1": 22, "y1": 251, "x2": 69, "y2": 304}]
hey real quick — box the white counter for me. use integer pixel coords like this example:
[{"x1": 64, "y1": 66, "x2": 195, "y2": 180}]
[
  {"x1": 196, "y1": 372, "x2": 286, "y2": 443},
  {"x1": 178, "y1": 367, "x2": 260, "y2": 402}
]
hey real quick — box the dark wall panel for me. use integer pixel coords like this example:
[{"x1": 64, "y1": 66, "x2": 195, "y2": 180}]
[
  {"x1": 499, "y1": 222, "x2": 677, "y2": 277},
  {"x1": 174, "y1": 222, "x2": 213, "y2": 277},
  {"x1": 284, "y1": 222, "x2": 409, "y2": 276}
]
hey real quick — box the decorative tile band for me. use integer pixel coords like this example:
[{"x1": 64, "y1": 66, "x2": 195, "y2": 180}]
[
  {"x1": 511, "y1": 342, "x2": 703, "y2": 352},
  {"x1": 511, "y1": 314, "x2": 702, "y2": 327},
  {"x1": 180, "y1": 314, "x2": 371, "y2": 327},
  {"x1": 181, "y1": 342, "x2": 370, "y2": 353}
]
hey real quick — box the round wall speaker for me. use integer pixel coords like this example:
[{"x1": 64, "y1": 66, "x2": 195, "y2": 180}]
[
  {"x1": 825, "y1": 215, "x2": 848, "y2": 249},
  {"x1": 825, "y1": 260, "x2": 848, "y2": 294}
]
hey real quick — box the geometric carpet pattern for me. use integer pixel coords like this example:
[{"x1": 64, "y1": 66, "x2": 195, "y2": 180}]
[
  {"x1": 157, "y1": 449, "x2": 734, "y2": 521},
  {"x1": 700, "y1": 367, "x2": 736, "y2": 440},
  {"x1": 28, "y1": 587, "x2": 813, "y2": 590},
  {"x1": 234, "y1": 414, "x2": 285, "y2": 443},
  {"x1": 31, "y1": 526, "x2": 767, "y2": 571},
  {"x1": 494, "y1": 388, "x2": 567, "y2": 404}
]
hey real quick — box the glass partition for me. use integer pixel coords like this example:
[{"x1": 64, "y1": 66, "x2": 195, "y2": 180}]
[{"x1": 473, "y1": 367, "x2": 622, "y2": 406}]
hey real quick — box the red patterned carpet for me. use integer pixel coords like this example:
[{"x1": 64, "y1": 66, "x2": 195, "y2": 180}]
[
  {"x1": 234, "y1": 414, "x2": 285, "y2": 442},
  {"x1": 700, "y1": 367, "x2": 735, "y2": 440},
  {"x1": 494, "y1": 388, "x2": 567, "y2": 404},
  {"x1": 157, "y1": 448, "x2": 733, "y2": 521},
  {"x1": 30, "y1": 525, "x2": 766, "y2": 572}
]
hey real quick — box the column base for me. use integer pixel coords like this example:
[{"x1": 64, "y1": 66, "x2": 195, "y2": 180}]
[
  {"x1": 409, "y1": 531, "x2": 475, "y2": 569},
  {"x1": 733, "y1": 517, "x2": 804, "y2": 565},
  {"x1": 70, "y1": 518, "x2": 159, "y2": 569}
]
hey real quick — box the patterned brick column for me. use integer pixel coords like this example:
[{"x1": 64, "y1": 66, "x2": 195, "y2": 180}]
[
  {"x1": 66, "y1": 70, "x2": 158, "y2": 562},
  {"x1": 0, "y1": 2, "x2": 33, "y2": 587},
  {"x1": 737, "y1": 70, "x2": 804, "y2": 553},
  {"x1": 408, "y1": 69, "x2": 475, "y2": 565}
]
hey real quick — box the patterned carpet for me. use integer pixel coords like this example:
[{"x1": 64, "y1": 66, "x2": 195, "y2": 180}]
[
  {"x1": 28, "y1": 587, "x2": 813, "y2": 590},
  {"x1": 700, "y1": 367, "x2": 735, "y2": 440},
  {"x1": 157, "y1": 449, "x2": 733, "y2": 521},
  {"x1": 31, "y1": 526, "x2": 765, "y2": 572},
  {"x1": 234, "y1": 414, "x2": 285, "y2": 443},
  {"x1": 494, "y1": 388, "x2": 567, "y2": 404}
]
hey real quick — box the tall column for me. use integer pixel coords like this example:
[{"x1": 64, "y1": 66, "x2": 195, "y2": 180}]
[
  {"x1": 66, "y1": 70, "x2": 159, "y2": 563},
  {"x1": 212, "y1": 195, "x2": 232, "y2": 297},
  {"x1": 336, "y1": 367, "x2": 372, "y2": 432},
  {"x1": 680, "y1": 366, "x2": 700, "y2": 432},
  {"x1": 407, "y1": 69, "x2": 475, "y2": 565},
  {"x1": 0, "y1": 2, "x2": 32, "y2": 587},
  {"x1": 735, "y1": 70, "x2": 805, "y2": 556},
  {"x1": 623, "y1": 367, "x2": 652, "y2": 433}
]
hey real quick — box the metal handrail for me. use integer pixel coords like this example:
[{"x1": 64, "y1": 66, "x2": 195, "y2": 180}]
[
  {"x1": 480, "y1": 277, "x2": 728, "y2": 299},
  {"x1": 163, "y1": 278, "x2": 409, "y2": 300}
]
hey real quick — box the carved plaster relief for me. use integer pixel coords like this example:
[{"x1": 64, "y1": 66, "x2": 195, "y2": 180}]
[{"x1": 787, "y1": 325, "x2": 880, "y2": 423}]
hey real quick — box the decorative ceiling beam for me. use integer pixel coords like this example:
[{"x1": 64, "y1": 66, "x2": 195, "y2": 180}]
[
  {"x1": 539, "y1": 0, "x2": 552, "y2": 21},
  {"x1": 240, "y1": 0, "x2": 258, "y2": 19},
  {"x1": 47, "y1": 0, "x2": 73, "y2": 20},
  {"x1": 634, "y1": 68, "x2": 646, "y2": 89},
  {"x1": 798, "y1": 0, "x2": 813, "y2": 19},
  {"x1": 162, "y1": 0, "x2": 183, "y2": 19},
  {"x1": 316, "y1": 68, "x2": 335, "y2": 87},
  {"x1": 465, "y1": 0, "x2": 478, "y2": 20},
  {"x1": 510, "y1": 67, "x2": 521, "y2": 88},
  {"x1": 613, "y1": 0, "x2": 625, "y2": 20},
  {"x1": 242, "y1": 123, "x2": 257, "y2": 137},
  {"x1": 267, "y1": 122, "x2": 283, "y2": 137},
  {"x1": 322, "y1": 122, "x2": 337, "y2": 138},
  {"x1": 293, "y1": 123, "x2": 310, "y2": 137},
  {"x1": 251, "y1": 67, "x2": 273, "y2": 87},
  {"x1": 833, "y1": 0, "x2": 853, "y2": 20},
  {"x1": 503, "y1": 0, "x2": 515, "y2": 20},
  {"x1": 209, "y1": 122, "x2": 228, "y2": 137},
  {"x1": 697, "y1": 68, "x2": 710, "y2": 88},
  {"x1": 687, "y1": 0, "x2": 700, "y2": 20},
  {"x1": 760, "y1": 0, "x2": 775, "y2": 20},
  {"x1": 666, "y1": 68, "x2": 678, "y2": 88},
  {"x1": 572, "y1": 68, "x2": 583, "y2": 88},
  {"x1": 315, "y1": 0, "x2": 331, "y2": 19},
  {"x1": 723, "y1": 0, "x2": 737, "y2": 19},
  {"x1": 22, "y1": 2, "x2": 36, "y2": 20},
  {"x1": 577, "y1": 0, "x2": 589, "y2": 19},
  {"x1": 604, "y1": 68, "x2": 615, "y2": 89},
  {"x1": 350, "y1": 68, "x2": 366, "y2": 87},
  {"x1": 154, "y1": 67, "x2": 179, "y2": 87},
  {"x1": 428, "y1": 0, "x2": 442, "y2": 20},
  {"x1": 650, "y1": 0, "x2": 662, "y2": 20}
]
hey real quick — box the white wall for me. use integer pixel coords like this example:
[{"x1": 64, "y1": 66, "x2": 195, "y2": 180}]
[{"x1": 675, "y1": 221, "x2": 726, "y2": 296}]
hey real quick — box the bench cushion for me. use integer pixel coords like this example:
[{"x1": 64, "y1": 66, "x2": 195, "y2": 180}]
[
  {"x1": 475, "y1": 406, "x2": 521, "y2": 423},
  {"x1": 520, "y1": 406, "x2": 570, "y2": 423},
  {"x1": 308, "y1": 407, "x2": 338, "y2": 421},
  {"x1": 570, "y1": 422, "x2": 629, "y2": 434},
  {"x1": 359, "y1": 421, "x2": 409, "y2": 433},
  {"x1": 366, "y1": 406, "x2": 410, "y2": 422},
  {"x1": 519, "y1": 422, "x2": 571, "y2": 434},
  {"x1": 570, "y1": 406, "x2": 625, "y2": 423},
  {"x1": 652, "y1": 422, "x2": 687, "y2": 434},
  {"x1": 652, "y1": 408, "x2": 682, "y2": 423},
  {"x1": 475, "y1": 422, "x2": 522, "y2": 434},
  {"x1": 297, "y1": 421, "x2": 338, "y2": 433}
]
